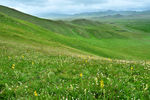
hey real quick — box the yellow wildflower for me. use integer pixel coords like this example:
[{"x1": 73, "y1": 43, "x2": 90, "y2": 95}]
[
  {"x1": 12, "y1": 64, "x2": 15, "y2": 69},
  {"x1": 22, "y1": 55, "x2": 24, "y2": 59},
  {"x1": 80, "y1": 73, "x2": 83, "y2": 77},
  {"x1": 32, "y1": 62, "x2": 34, "y2": 65},
  {"x1": 12, "y1": 66, "x2": 15, "y2": 69},
  {"x1": 131, "y1": 66, "x2": 133, "y2": 70},
  {"x1": 85, "y1": 60, "x2": 88, "y2": 63},
  {"x1": 100, "y1": 80, "x2": 104, "y2": 88},
  {"x1": 34, "y1": 91, "x2": 38, "y2": 96},
  {"x1": 108, "y1": 58, "x2": 112, "y2": 62}
]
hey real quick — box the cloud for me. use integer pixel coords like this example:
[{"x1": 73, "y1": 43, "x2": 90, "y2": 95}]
[
  {"x1": 0, "y1": 0, "x2": 150, "y2": 15},
  {"x1": 70, "y1": 0, "x2": 106, "y2": 5}
]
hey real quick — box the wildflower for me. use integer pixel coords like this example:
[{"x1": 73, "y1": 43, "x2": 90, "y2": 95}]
[
  {"x1": 34, "y1": 91, "x2": 38, "y2": 96},
  {"x1": 80, "y1": 73, "x2": 83, "y2": 77},
  {"x1": 100, "y1": 80, "x2": 104, "y2": 88},
  {"x1": 12, "y1": 64, "x2": 15, "y2": 69},
  {"x1": 12, "y1": 66, "x2": 15, "y2": 69},
  {"x1": 108, "y1": 58, "x2": 112, "y2": 62},
  {"x1": 32, "y1": 61, "x2": 34, "y2": 65},
  {"x1": 22, "y1": 55, "x2": 24, "y2": 59},
  {"x1": 85, "y1": 60, "x2": 88, "y2": 63},
  {"x1": 131, "y1": 66, "x2": 133, "y2": 70}
]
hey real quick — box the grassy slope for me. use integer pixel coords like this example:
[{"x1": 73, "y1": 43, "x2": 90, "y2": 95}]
[
  {"x1": 0, "y1": 12, "x2": 89, "y2": 56},
  {"x1": 0, "y1": 5, "x2": 145, "y2": 39},
  {"x1": 68, "y1": 19, "x2": 150, "y2": 60},
  {"x1": 0, "y1": 12, "x2": 123, "y2": 59},
  {"x1": 95, "y1": 15, "x2": 150, "y2": 33},
  {"x1": 1, "y1": 5, "x2": 150, "y2": 60}
]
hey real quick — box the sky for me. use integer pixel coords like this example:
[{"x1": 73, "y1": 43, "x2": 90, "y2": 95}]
[{"x1": 0, "y1": 0, "x2": 150, "y2": 15}]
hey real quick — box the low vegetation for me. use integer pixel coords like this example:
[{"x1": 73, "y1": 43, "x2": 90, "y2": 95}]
[
  {"x1": 0, "y1": 5, "x2": 150, "y2": 99},
  {"x1": 0, "y1": 43, "x2": 150, "y2": 99}
]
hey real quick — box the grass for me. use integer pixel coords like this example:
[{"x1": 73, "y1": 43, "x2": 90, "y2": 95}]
[
  {"x1": 0, "y1": 43, "x2": 150, "y2": 99},
  {"x1": 0, "y1": 5, "x2": 150, "y2": 99}
]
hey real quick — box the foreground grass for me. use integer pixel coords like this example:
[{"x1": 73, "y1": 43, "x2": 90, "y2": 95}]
[{"x1": 0, "y1": 43, "x2": 150, "y2": 100}]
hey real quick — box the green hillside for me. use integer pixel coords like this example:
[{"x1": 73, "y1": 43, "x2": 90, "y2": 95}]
[
  {"x1": 0, "y1": 5, "x2": 146, "y2": 39},
  {"x1": 0, "y1": 5, "x2": 150, "y2": 99},
  {"x1": 1, "y1": 7, "x2": 150, "y2": 60}
]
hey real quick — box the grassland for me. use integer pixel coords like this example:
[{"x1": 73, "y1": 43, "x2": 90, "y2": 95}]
[{"x1": 0, "y1": 5, "x2": 150, "y2": 99}]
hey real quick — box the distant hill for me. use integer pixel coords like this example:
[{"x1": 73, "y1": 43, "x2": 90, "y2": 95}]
[
  {"x1": 37, "y1": 13, "x2": 71, "y2": 19},
  {"x1": 73, "y1": 10, "x2": 150, "y2": 19},
  {"x1": 35, "y1": 10, "x2": 150, "y2": 19},
  {"x1": 101, "y1": 14, "x2": 124, "y2": 18}
]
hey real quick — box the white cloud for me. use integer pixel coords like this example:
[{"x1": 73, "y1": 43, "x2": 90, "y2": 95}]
[{"x1": 0, "y1": 0, "x2": 150, "y2": 15}]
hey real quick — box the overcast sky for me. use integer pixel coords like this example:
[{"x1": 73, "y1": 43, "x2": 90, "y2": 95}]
[{"x1": 0, "y1": 0, "x2": 150, "y2": 15}]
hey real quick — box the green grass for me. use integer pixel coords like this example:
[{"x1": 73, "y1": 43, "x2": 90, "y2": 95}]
[
  {"x1": 0, "y1": 5, "x2": 150, "y2": 99},
  {"x1": 95, "y1": 15, "x2": 150, "y2": 33},
  {"x1": 0, "y1": 42, "x2": 150, "y2": 99}
]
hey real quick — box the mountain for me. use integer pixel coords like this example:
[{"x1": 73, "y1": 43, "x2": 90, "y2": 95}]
[
  {"x1": 37, "y1": 10, "x2": 150, "y2": 19},
  {"x1": 37, "y1": 13, "x2": 72, "y2": 19},
  {"x1": 73, "y1": 10, "x2": 150, "y2": 19}
]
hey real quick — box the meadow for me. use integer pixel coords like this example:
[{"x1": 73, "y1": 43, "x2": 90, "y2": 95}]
[
  {"x1": 0, "y1": 5, "x2": 150, "y2": 99},
  {"x1": 1, "y1": 42, "x2": 150, "y2": 99}
]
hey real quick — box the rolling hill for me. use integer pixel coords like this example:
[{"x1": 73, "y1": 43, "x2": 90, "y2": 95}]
[
  {"x1": 1, "y1": 5, "x2": 150, "y2": 60},
  {"x1": 0, "y1": 5, "x2": 146, "y2": 39},
  {"x1": 37, "y1": 10, "x2": 150, "y2": 19},
  {"x1": 0, "y1": 5, "x2": 150, "y2": 99}
]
